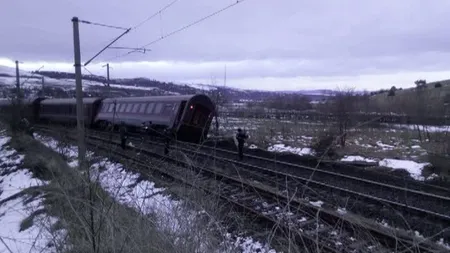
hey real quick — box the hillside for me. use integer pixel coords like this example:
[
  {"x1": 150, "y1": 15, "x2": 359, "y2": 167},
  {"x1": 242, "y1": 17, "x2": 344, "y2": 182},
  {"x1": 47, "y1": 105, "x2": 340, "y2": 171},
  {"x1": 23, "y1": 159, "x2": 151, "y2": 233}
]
[
  {"x1": 369, "y1": 79, "x2": 450, "y2": 116},
  {"x1": 0, "y1": 66, "x2": 331, "y2": 103}
]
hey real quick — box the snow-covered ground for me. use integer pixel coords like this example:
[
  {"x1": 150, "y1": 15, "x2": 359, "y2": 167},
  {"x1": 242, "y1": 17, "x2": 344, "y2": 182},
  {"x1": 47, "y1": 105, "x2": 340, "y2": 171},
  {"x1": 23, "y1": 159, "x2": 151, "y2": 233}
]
[
  {"x1": 215, "y1": 116, "x2": 448, "y2": 179},
  {"x1": 267, "y1": 143, "x2": 314, "y2": 156},
  {"x1": 340, "y1": 155, "x2": 437, "y2": 181},
  {"x1": 0, "y1": 74, "x2": 160, "y2": 92},
  {"x1": 0, "y1": 133, "x2": 67, "y2": 253},
  {"x1": 33, "y1": 133, "x2": 278, "y2": 253},
  {"x1": 380, "y1": 123, "x2": 450, "y2": 133}
]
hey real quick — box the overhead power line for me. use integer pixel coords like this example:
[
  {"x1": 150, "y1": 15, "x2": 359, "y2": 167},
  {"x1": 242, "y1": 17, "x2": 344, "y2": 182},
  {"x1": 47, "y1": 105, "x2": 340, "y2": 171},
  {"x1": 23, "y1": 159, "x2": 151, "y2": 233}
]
[
  {"x1": 132, "y1": 0, "x2": 180, "y2": 30},
  {"x1": 78, "y1": 19, "x2": 129, "y2": 31},
  {"x1": 109, "y1": 46, "x2": 151, "y2": 53},
  {"x1": 84, "y1": 28, "x2": 131, "y2": 66},
  {"x1": 139, "y1": 0, "x2": 246, "y2": 49},
  {"x1": 80, "y1": 0, "x2": 180, "y2": 66},
  {"x1": 104, "y1": 0, "x2": 247, "y2": 62}
]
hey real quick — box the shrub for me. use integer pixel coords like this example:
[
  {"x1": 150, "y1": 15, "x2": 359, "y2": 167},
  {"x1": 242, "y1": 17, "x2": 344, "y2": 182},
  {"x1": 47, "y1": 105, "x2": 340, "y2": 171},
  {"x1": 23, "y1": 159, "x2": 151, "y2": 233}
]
[{"x1": 310, "y1": 132, "x2": 336, "y2": 158}]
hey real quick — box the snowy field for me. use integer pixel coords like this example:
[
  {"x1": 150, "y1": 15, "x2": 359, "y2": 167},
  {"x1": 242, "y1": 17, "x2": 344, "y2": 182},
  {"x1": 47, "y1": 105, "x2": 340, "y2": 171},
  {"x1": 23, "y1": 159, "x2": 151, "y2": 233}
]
[
  {"x1": 0, "y1": 132, "x2": 67, "y2": 253},
  {"x1": 2, "y1": 130, "x2": 449, "y2": 252},
  {"x1": 30, "y1": 133, "x2": 278, "y2": 253},
  {"x1": 215, "y1": 116, "x2": 449, "y2": 181},
  {"x1": 0, "y1": 74, "x2": 162, "y2": 92}
]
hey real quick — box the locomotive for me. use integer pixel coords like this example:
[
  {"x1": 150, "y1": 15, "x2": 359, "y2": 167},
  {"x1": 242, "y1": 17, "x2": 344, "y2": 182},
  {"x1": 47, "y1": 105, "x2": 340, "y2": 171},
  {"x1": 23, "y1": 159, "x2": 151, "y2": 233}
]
[{"x1": 0, "y1": 94, "x2": 217, "y2": 143}]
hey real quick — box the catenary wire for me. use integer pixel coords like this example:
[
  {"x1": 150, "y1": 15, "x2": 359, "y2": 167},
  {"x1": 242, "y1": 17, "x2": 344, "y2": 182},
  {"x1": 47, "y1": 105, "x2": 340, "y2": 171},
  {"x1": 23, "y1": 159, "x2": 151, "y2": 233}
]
[
  {"x1": 103, "y1": 0, "x2": 247, "y2": 63},
  {"x1": 78, "y1": 19, "x2": 129, "y2": 31}
]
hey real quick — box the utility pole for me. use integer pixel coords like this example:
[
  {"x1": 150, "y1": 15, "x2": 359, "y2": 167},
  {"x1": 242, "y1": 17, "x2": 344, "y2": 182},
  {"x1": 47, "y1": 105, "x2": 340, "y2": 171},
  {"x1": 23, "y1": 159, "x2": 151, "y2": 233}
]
[
  {"x1": 41, "y1": 76, "x2": 45, "y2": 96},
  {"x1": 15, "y1": 60, "x2": 20, "y2": 100},
  {"x1": 72, "y1": 17, "x2": 86, "y2": 170},
  {"x1": 102, "y1": 63, "x2": 111, "y2": 97}
]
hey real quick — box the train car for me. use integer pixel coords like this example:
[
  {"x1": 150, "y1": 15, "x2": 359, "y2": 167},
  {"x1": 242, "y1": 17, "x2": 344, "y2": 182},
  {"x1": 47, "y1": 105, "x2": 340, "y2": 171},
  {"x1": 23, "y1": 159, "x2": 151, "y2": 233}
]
[
  {"x1": 39, "y1": 97, "x2": 104, "y2": 127},
  {"x1": 95, "y1": 94, "x2": 216, "y2": 143},
  {"x1": 0, "y1": 97, "x2": 45, "y2": 123}
]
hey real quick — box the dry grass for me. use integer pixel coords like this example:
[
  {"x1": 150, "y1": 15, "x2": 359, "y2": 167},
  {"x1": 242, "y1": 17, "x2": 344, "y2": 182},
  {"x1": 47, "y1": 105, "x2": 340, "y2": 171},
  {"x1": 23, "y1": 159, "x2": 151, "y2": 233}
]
[{"x1": 217, "y1": 116, "x2": 448, "y2": 161}]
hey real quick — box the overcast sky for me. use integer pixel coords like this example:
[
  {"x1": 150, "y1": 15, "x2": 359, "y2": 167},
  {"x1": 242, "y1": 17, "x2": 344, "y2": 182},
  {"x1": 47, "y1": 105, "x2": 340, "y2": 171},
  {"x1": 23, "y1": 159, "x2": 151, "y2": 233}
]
[{"x1": 1, "y1": 0, "x2": 450, "y2": 91}]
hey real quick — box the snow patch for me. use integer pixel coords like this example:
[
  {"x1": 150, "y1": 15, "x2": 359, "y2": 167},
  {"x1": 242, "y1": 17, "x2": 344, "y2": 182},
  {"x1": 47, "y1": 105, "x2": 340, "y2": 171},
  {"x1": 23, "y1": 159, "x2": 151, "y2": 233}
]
[
  {"x1": 340, "y1": 155, "x2": 377, "y2": 163},
  {"x1": 248, "y1": 144, "x2": 258, "y2": 149},
  {"x1": 0, "y1": 134, "x2": 67, "y2": 253},
  {"x1": 378, "y1": 159, "x2": 430, "y2": 180},
  {"x1": 268, "y1": 144, "x2": 313, "y2": 156},
  {"x1": 309, "y1": 200, "x2": 324, "y2": 208},
  {"x1": 376, "y1": 141, "x2": 395, "y2": 150}
]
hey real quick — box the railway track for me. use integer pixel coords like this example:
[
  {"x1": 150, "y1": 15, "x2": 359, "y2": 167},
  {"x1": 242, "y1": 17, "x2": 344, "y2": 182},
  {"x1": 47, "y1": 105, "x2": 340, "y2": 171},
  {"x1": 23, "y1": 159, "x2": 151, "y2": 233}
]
[
  {"x1": 109, "y1": 130, "x2": 450, "y2": 242},
  {"x1": 35, "y1": 126, "x2": 450, "y2": 252}
]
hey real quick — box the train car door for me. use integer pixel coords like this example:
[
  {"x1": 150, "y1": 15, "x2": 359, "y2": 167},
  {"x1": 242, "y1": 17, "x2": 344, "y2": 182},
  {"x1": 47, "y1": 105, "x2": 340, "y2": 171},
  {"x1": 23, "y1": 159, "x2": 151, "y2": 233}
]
[{"x1": 174, "y1": 101, "x2": 186, "y2": 130}]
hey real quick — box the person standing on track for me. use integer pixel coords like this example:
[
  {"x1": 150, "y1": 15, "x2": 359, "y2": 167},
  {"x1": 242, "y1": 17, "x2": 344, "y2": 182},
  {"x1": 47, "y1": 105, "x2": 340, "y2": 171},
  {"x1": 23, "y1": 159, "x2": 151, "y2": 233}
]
[
  {"x1": 19, "y1": 117, "x2": 34, "y2": 138},
  {"x1": 236, "y1": 128, "x2": 249, "y2": 161},
  {"x1": 119, "y1": 122, "x2": 127, "y2": 150},
  {"x1": 163, "y1": 128, "x2": 175, "y2": 155}
]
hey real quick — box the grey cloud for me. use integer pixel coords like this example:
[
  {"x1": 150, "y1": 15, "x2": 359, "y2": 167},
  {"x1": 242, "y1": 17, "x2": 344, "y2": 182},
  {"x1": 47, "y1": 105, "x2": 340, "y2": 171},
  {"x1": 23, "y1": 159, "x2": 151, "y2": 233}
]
[{"x1": 1, "y1": 0, "x2": 450, "y2": 87}]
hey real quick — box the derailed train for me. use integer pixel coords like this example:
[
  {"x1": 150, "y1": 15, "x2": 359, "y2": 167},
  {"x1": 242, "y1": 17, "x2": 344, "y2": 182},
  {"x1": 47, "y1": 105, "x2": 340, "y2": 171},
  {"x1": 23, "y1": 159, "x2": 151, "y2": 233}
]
[{"x1": 0, "y1": 94, "x2": 217, "y2": 143}]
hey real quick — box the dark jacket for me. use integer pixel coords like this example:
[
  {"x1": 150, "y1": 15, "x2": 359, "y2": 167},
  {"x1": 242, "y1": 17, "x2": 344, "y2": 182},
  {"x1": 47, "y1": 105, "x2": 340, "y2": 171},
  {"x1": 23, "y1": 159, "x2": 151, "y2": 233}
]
[
  {"x1": 236, "y1": 131, "x2": 248, "y2": 145},
  {"x1": 119, "y1": 125, "x2": 127, "y2": 139}
]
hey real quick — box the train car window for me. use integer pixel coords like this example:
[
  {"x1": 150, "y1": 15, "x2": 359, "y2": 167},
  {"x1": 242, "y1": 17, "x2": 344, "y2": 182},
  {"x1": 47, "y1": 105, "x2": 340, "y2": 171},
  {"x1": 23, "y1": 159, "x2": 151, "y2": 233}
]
[
  {"x1": 118, "y1": 104, "x2": 125, "y2": 112},
  {"x1": 154, "y1": 103, "x2": 163, "y2": 114},
  {"x1": 132, "y1": 104, "x2": 140, "y2": 113},
  {"x1": 139, "y1": 103, "x2": 147, "y2": 113},
  {"x1": 146, "y1": 103, "x2": 155, "y2": 114},
  {"x1": 108, "y1": 104, "x2": 114, "y2": 113},
  {"x1": 125, "y1": 103, "x2": 133, "y2": 112},
  {"x1": 161, "y1": 103, "x2": 173, "y2": 115}
]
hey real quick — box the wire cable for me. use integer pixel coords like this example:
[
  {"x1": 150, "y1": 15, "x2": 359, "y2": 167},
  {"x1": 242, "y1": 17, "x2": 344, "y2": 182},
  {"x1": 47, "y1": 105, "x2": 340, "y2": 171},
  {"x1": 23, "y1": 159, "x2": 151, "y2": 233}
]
[
  {"x1": 78, "y1": 19, "x2": 129, "y2": 31},
  {"x1": 132, "y1": 0, "x2": 180, "y2": 30},
  {"x1": 140, "y1": 0, "x2": 245, "y2": 49},
  {"x1": 80, "y1": 0, "x2": 180, "y2": 66},
  {"x1": 84, "y1": 28, "x2": 131, "y2": 66},
  {"x1": 103, "y1": 0, "x2": 246, "y2": 62}
]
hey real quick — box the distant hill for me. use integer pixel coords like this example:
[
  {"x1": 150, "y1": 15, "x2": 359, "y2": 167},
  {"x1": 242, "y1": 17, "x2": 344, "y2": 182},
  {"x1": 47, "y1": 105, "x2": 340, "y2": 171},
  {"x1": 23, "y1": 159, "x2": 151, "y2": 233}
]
[{"x1": 0, "y1": 67, "x2": 332, "y2": 102}]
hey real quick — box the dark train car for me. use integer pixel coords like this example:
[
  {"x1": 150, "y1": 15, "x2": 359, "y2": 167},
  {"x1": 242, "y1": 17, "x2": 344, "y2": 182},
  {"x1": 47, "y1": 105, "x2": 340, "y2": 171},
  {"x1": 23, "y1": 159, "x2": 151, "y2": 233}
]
[
  {"x1": 39, "y1": 97, "x2": 104, "y2": 127},
  {"x1": 0, "y1": 97, "x2": 45, "y2": 123},
  {"x1": 95, "y1": 94, "x2": 216, "y2": 142}
]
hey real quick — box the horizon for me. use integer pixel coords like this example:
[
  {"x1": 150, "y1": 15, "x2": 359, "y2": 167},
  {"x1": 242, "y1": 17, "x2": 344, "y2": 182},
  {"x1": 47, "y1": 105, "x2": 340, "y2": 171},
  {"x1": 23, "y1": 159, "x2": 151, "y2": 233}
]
[{"x1": 0, "y1": 60, "x2": 447, "y2": 93}]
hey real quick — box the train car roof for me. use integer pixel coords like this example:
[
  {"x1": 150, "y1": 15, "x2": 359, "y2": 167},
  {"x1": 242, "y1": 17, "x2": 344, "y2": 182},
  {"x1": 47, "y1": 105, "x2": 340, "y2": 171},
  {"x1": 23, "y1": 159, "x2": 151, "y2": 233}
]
[
  {"x1": 41, "y1": 97, "x2": 103, "y2": 105},
  {"x1": 102, "y1": 95, "x2": 197, "y2": 103},
  {"x1": 0, "y1": 97, "x2": 43, "y2": 106}
]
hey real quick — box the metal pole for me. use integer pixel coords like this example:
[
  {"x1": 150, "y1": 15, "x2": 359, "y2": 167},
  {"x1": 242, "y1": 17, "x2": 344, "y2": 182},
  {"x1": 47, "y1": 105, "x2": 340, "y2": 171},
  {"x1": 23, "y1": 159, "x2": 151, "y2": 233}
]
[
  {"x1": 15, "y1": 60, "x2": 20, "y2": 99},
  {"x1": 102, "y1": 63, "x2": 111, "y2": 97},
  {"x1": 72, "y1": 17, "x2": 86, "y2": 169},
  {"x1": 106, "y1": 63, "x2": 110, "y2": 86},
  {"x1": 41, "y1": 76, "x2": 45, "y2": 96},
  {"x1": 106, "y1": 63, "x2": 110, "y2": 97}
]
